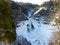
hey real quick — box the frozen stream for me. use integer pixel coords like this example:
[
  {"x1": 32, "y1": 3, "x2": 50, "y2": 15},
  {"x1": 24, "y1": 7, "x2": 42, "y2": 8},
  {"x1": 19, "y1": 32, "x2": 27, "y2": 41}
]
[
  {"x1": 16, "y1": 8, "x2": 54, "y2": 45},
  {"x1": 16, "y1": 18, "x2": 54, "y2": 45}
]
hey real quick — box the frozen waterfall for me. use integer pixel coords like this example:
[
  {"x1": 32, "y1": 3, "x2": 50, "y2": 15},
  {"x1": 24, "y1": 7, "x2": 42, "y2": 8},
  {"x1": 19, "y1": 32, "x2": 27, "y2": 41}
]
[{"x1": 16, "y1": 8, "x2": 54, "y2": 45}]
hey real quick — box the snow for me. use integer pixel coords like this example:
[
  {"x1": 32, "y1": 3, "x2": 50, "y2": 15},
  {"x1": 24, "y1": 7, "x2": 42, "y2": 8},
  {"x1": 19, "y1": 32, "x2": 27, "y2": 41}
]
[
  {"x1": 16, "y1": 18, "x2": 54, "y2": 45},
  {"x1": 0, "y1": 41, "x2": 10, "y2": 45},
  {"x1": 16, "y1": 7, "x2": 54, "y2": 45},
  {"x1": 33, "y1": 7, "x2": 44, "y2": 15}
]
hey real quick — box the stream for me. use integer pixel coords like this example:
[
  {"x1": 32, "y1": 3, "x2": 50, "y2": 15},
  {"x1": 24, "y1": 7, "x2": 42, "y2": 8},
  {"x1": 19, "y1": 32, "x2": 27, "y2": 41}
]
[{"x1": 16, "y1": 8, "x2": 54, "y2": 45}]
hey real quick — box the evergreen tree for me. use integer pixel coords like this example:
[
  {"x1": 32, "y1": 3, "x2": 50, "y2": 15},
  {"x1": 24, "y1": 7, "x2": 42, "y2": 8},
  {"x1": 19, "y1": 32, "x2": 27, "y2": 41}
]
[{"x1": 0, "y1": 0, "x2": 16, "y2": 44}]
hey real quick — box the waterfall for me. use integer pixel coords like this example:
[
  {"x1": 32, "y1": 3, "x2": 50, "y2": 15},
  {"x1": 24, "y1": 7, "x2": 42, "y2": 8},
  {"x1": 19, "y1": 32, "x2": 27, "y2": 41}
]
[
  {"x1": 16, "y1": 7, "x2": 54, "y2": 45},
  {"x1": 28, "y1": 8, "x2": 33, "y2": 18},
  {"x1": 27, "y1": 8, "x2": 34, "y2": 32}
]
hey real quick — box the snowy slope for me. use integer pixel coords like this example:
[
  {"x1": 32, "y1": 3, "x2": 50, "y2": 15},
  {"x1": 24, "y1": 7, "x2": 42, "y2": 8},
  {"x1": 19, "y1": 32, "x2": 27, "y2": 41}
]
[{"x1": 16, "y1": 18, "x2": 53, "y2": 45}]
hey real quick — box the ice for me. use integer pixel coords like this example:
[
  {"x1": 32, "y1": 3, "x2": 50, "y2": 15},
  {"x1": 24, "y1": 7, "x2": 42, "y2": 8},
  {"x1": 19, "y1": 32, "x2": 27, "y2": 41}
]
[
  {"x1": 16, "y1": 18, "x2": 53, "y2": 45},
  {"x1": 16, "y1": 7, "x2": 54, "y2": 45}
]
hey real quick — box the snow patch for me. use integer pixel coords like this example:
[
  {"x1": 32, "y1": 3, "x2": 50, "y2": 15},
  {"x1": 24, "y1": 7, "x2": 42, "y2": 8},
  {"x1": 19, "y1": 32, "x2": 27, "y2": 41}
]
[{"x1": 16, "y1": 18, "x2": 53, "y2": 45}]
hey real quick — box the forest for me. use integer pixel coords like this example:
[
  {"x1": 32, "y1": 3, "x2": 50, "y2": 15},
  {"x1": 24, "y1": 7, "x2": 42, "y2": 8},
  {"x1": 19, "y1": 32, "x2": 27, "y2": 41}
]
[{"x1": 0, "y1": 0, "x2": 60, "y2": 45}]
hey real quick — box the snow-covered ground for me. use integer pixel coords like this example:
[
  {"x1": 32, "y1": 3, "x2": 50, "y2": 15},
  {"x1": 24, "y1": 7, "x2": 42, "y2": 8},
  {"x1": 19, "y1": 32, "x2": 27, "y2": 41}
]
[
  {"x1": 16, "y1": 18, "x2": 54, "y2": 45},
  {"x1": 16, "y1": 6, "x2": 55, "y2": 45}
]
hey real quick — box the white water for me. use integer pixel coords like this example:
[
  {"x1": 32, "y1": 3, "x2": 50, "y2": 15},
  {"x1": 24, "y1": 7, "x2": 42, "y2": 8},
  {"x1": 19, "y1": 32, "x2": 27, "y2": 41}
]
[
  {"x1": 16, "y1": 18, "x2": 54, "y2": 45},
  {"x1": 16, "y1": 8, "x2": 54, "y2": 45}
]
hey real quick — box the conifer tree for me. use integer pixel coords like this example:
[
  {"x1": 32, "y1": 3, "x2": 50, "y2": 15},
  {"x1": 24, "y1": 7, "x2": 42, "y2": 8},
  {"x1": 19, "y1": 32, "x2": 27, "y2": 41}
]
[{"x1": 0, "y1": 0, "x2": 16, "y2": 44}]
